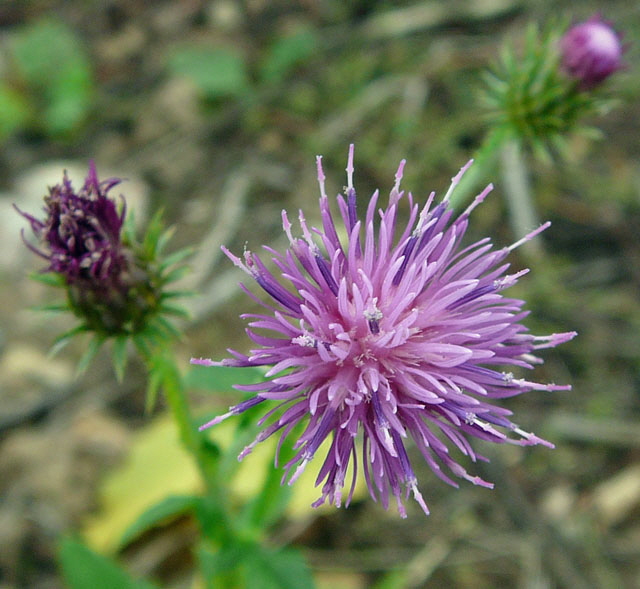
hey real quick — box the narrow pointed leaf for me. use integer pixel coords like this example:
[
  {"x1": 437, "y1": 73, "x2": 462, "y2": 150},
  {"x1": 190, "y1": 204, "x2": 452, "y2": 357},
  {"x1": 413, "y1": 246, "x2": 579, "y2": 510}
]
[
  {"x1": 152, "y1": 316, "x2": 181, "y2": 339},
  {"x1": 247, "y1": 546, "x2": 315, "y2": 589},
  {"x1": 145, "y1": 364, "x2": 162, "y2": 413},
  {"x1": 29, "y1": 271, "x2": 66, "y2": 286},
  {"x1": 155, "y1": 226, "x2": 176, "y2": 256},
  {"x1": 159, "y1": 304, "x2": 190, "y2": 318},
  {"x1": 161, "y1": 290, "x2": 195, "y2": 300},
  {"x1": 32, "y1": 302, "x2": 70, "y2": 312},
  {"x1": 59, "y1": 537, "x2": 159, "y2": 589},
  {"x1": 111, "y1": 335, "x2": 129, "y2": 382},
  {"x1": 159, "y1": 247, "x2": 192, "y2": 271},
  {"x1": 161, "y1": 265, "x2": 190, "y2": 284},
  {"x1": 119, "y1": 495, "x2": 199, "y2": 548},
  {"x1": 49, "y1": 324, "x2": 88, "y2": 357},
  {"x1": 76, "y1": 336, "x2": 105, "y2": 376}
]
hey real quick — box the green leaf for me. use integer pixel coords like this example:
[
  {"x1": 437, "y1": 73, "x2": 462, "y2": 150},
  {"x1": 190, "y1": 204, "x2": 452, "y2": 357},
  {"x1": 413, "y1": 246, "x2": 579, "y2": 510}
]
[
  {"x1": 159, "y1": 303, "x2": 190, "y2": 319},
  {"x1": 76, "y1": 336, "x2": 105, "y2": 376},
  {"x1": 185, "y1": 364, "x2": 264, "y2": 393},
  {"x1": 144, "y1": 361, "x2": 162, "y2": 414},
  {"x1": 162, "y1": 289, "x2": 195, "y2": 300},
  {"x1": 10, "y1": 19, "x2": 93, "y2": 136},
  {"x1": 132, "y1": 333, "x2": 151, "y2": 359},
  {"x1": 43, "y1": 59, "x2": 93, "y2": 135},
  {"x1": 49, "y1": 324, "x2": 88, "y2": 357},
  {"x1": 122, "y1": 209, "x2": 138, "y2": 245},
  {"x1": 83, "y1": 416, "x2": 201, "y2": 551},
  {"x1": 155, "y1": 225, "x2": 176, "y2": 256},
  {"x1": 11, "y1": 20, "x2": 78, "y2": 83},
  {"x1": 372, "y1": 569, "x2": 408, "y2": 589},
  {"x1": 29, "y1": 271, "x2": 66, "y2": 287},
  {"x1": 160, "y1": 264, "x2": 190, "y2": 285},
  {"x1": 111, "y1": 335, "x2": 129, "y2": 383},
  {"x1": 141, "y1": 210, "x2": 165, "y2": 258},
  {"x1": 0, "y1": 84, "x2": 31, "y2": 138},
  {"x1": 197, "y1": 544, "x2": 248, "y2": 587},
  {"x1": 196, "y1": 543, "x2": 315, "y2": 589},
  {"x1": 168, "y1": 47, "x2": 249, "y2": 98},
  {"x1": 247, "y1": 546, "x2": 315, "y2": 589},
  {"x1": 159, "y1": 247, "x2": 193, "y2": 272},
  {"x1": 260, "y1": 28, "x2": 319, "y2": 84},
  {"x1": 152, "y1": 315, "x2": 182, "y2": 339},
  {"x1": 59, "y1": 537, "x2": 158, "y2": 589},
  {"x1": 119, "y1": 495, "x2": 199, "y2": 548},
  {"x1": 240, "y1": 425, "x2": 297, "y2": 531},
  {"x1": 32, "y1": 302, "x2": 70, "y2": 313}
]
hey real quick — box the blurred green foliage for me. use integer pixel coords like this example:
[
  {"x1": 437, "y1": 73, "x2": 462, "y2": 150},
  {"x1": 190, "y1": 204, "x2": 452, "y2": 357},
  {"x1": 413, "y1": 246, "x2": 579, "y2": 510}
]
[
  {"x1": 198, "y1": 543, "x2": 315, "y2": 589},
  {"x1": 166, "y1": 26, "x2": 320, "y2": 101},
  {"x1": 59, "y1": 538, "x2": 159, "y2": 589},
  {"x1": 0, "y1": 19, "x2": 94, "y2": 140},
  {"x1": 186, "y1": 363, "x2": 264, "y2": 393},
  {"x1": 80, "y1": 362, "x2": 318, "y2": 588},
  {"x1": 167, "y1": 46, "x2": 249, "y2": 99},
  {"x1": 259, "y1": 27, "x2": 319, "y2": 84},
  {"x1": 481, "y1": 22, "x2": 604, "y2": 163}
]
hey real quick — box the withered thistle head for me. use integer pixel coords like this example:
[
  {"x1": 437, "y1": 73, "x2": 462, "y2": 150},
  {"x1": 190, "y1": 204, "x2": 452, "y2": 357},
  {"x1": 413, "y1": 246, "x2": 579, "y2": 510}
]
[{"x1": 17, "y1": 163, "x2": 189, "y2": 373}]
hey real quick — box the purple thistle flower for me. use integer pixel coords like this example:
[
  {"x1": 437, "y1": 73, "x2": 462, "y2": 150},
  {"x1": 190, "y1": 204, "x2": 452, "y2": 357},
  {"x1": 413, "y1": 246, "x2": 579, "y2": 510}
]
[
  {"x1": 193, "y1": 145, "x2": 576, "y2": 517},
  {"x1": 560, "y1": 16, "x2": 624, "y2": 89}
]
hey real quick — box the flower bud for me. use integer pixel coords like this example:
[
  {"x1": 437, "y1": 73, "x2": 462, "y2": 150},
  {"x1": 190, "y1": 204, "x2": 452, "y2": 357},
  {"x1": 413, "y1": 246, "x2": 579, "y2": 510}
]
[{"x1": 560, "y1": 16, "x2": 623, "y2": 89}]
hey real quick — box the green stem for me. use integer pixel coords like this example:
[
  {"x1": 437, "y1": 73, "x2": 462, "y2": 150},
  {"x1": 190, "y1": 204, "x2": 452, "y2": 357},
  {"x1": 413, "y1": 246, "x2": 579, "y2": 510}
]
[
  {"x1": 141, "y1": 344, "x2": 236, "y2": 546},
  {"x1": 448, "y1": 125, "x2": 510, "y2": 210},
  {"x1": 499, "y1": 137, "x2": 543, "y2": 259},
  {"x1": 154, "y1": 348, "x2": 200, "y2": 452}
]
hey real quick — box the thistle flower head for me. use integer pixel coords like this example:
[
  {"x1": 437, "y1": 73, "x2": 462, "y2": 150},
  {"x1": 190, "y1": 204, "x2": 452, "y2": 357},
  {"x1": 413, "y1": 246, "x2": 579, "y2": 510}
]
[
  {"x1": 194, "y1": 146, "x2": 575, "y2": 517},
  {"x1": 17, "y1": 163, "x2": 190, "y2": 373},
  {"x1": 482, "y1": 21, "x2": 621, "y2": 160},
  {"x1": 17, "y1": 162, "x2": 126, "y2": 287},
  {"x1": 560, "y1": 16, "x2": 624, "y2": 89}
]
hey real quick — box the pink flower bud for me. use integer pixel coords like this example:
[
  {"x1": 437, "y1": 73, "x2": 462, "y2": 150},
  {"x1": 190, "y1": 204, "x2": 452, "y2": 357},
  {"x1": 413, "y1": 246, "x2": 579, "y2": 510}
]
[{"x1": 560, "y1": 16, "x2": 624, "y2": 89}]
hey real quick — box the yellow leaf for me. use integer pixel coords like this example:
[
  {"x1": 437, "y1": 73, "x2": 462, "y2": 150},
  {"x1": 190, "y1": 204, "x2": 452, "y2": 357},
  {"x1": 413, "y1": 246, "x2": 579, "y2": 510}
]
[
  {"x1": 83, "y1": 415, "x2": 200, "y2": 552},
  {"x1": 83, "y1": 413, "x2": 366, "y2": 552}
]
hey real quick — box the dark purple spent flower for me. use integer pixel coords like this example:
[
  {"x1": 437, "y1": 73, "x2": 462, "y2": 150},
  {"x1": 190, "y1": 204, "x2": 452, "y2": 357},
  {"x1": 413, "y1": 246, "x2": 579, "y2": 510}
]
[
  {"x1": 17, "y1": 163, "x2": 158, "y2": 335},
  {"x1": 560, "y1": 16, "x2": 624, "y2": 89},
  {"x1": 16, "y1": 161, "x2": 126, "y2": 285},
  {"x1": 192, "y1": 145, "x2": 576, "y2": 517}
]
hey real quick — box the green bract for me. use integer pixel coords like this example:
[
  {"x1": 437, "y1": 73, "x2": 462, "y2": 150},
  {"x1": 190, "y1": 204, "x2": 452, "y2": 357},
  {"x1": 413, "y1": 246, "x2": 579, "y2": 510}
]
[{"x1": 481, "y1": 23, "x2": 612, "y2": 161}]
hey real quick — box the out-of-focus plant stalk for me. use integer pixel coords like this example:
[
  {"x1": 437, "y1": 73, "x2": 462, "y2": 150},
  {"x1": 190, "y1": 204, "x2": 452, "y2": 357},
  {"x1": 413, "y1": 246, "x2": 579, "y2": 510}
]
[
  {"x1": 145, "y1": 346, "x2": 213, "y2": 479},
  {"x1": 142, "y1": 344, "x2": 240, "y2": 554},
  {"x1": 500, "y1": 138, "x2": 542, "y2": 259},
  {"x1": 447, "y1": 125, "x2": 509, "y2": 210}
]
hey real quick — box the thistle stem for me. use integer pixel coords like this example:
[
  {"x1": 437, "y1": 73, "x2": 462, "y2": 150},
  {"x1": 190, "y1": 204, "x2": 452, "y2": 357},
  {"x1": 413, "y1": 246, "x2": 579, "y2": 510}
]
[
  {"x1": 499, "y1": 138, "x2": 542, "y2": 259},
  {"x1": 142, "y1": 345, "x2": 236, "y2": 543},
  {"x1": 149, "y1": 347, "x2": 202, "y2": 460},
  {"x1": 448, "y1": 125, "x2": 509, "y2": 210}
]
